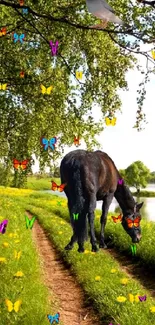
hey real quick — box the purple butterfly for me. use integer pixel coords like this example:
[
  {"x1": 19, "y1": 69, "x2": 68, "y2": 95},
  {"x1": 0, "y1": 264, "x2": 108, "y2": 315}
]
[
  {"x1": 138, "y1": 295, "x2": 146, "y2": 302},
  {"x1": 118, "y1": 178, "x2": 123, "y2": 185},
  {"x1": 0, "y1": 220, "x2": 8, "y2": 234},
  {"x1": 49, "y1": 40, "x2": 59, "y2": 56}
]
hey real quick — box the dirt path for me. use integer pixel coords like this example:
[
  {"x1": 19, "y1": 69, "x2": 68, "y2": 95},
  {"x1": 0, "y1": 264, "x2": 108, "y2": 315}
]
[{"x1": 29, "y1": 214, "x2": 102, "y2": 325}]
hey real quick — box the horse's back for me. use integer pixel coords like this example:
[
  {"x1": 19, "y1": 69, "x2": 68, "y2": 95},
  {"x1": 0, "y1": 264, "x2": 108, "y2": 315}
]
[{"x1": 60, "y1": 149, "x2": 119, "y2": 196}]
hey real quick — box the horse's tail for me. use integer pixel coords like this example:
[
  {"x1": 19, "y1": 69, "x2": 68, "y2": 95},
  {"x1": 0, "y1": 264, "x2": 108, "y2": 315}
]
[{"x1": 60, "y1": 156, "x2": 88, "y2": 241}]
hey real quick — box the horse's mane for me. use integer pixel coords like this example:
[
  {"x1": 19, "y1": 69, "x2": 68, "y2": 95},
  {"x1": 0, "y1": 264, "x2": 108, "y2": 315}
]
[{"x1": 114, "y1": 183, "x2": 136, "y2": 214}]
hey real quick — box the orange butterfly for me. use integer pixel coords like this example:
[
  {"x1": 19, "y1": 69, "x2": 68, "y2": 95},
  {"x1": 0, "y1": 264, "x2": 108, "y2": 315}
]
[
  {"x1": 0, "y1": 27, "x2": 7, "y2": 37},
  {"x1": 20, "y1": 71, "x2": 25, "y2": 78},
  {"x1": 111, "y1": 215, "x2": 122, "y2": 223},
  {"x1": 126, "y1": 217, "x2": 141, "y2": 228},
  {"x1": 51, "y1": 181, "x2": 66, "y2": 192},
  {"x1": 13, "y1": 159, "x2": 29, "y2": 170},
  {"x1": 19, "y1": 0, "x2": 24, "y2": 5},
  {"x1": 74, "y1": 136, "x2": 80, "y2": 147}
]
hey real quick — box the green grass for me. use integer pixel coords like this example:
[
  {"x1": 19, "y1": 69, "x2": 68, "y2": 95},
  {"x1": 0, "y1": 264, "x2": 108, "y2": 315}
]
[
  {"x1": 0, "y1": 188, "x2": 61, "y2": 325},
  {"x1": 26, "y1": 176, "x2": 60, "y2": 191},
  {"x1": 1, "y1": 188, "x2": 155, "y2": 325},
  {"x1": 23, "y1": 204, "x2": 155, "y2": 325}
]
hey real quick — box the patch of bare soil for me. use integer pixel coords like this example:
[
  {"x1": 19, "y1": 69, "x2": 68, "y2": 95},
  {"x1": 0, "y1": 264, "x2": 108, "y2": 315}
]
[{"x1": 27, "y1": 212, "x2": 102, "y2": 325}]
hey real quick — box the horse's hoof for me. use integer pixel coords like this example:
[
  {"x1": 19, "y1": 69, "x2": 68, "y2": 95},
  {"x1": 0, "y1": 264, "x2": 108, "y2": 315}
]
[
  {"x1": 99, "y1": 243, "x2": 107, "y2": 249},
  {"x1": 91, "y1": 245, "x2": 99, "y2": 252},
  {"x1": 65, "y1": 244, "x2": 72, "y2": 251},
  {"x1": 78, "y1": 247, "x2": 85, "y2": 253}
]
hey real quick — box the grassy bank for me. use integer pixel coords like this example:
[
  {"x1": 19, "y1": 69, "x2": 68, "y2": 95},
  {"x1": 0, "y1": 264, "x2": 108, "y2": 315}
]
[{"x1": 0, "y1": 189, "x2": 59, "y2": 325}]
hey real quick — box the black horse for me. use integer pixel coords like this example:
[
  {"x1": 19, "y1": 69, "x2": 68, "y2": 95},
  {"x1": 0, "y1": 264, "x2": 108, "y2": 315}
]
[{"x1": 60, "y1": 149, "x2": 143, "y2": 253}]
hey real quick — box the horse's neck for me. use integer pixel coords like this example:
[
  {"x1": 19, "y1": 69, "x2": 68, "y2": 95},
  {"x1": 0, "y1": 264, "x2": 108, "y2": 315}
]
[{"x1": 114, "y1": 184, "x2": 135, "y2": 214}]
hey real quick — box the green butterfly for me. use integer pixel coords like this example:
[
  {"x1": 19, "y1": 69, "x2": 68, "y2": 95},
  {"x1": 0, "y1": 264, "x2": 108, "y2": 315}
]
[
  {"x1": 25, "y1": 216, "x2": 36, "y2": 229},
  {"x1": 57, "y1": 201, "x2": 62, "y2": 206},
  {"x1": 130, "y1": 244, "x2": 136, "y2": 256},
  {"x1": 73, "y1": 213, "x2": 79, "y2": 221}
]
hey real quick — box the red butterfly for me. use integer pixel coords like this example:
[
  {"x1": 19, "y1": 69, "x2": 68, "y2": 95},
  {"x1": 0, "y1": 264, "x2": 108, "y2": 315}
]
[
  {"x1": 74, "y1": 136, "x2": 80, "y2": 147},
  {"x1": 51, "y1": 181, "x2": 66, "y2": 192},
  {"x1": 13, "y1": 159, "x2": 29, "y2": 170},
  {"x1": 126, "y1": 217, "x2": 141, "y2": 228},
  {"x1": 111, "y1": 215, "x2": 122, "y2": 223}
]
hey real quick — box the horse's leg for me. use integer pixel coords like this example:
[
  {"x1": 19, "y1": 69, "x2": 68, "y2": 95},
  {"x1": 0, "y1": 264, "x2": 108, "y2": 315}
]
[
  {"x1": 65, "y1": 232, "x2": 77, "y2": 250},
  {"x1": 64, "y1": 196, "x2": 77, "y2": 251},
  {"x1": 99, "y1": 193, "x2": 114, "y2": 248},
  {"x1": 87, "y1": 196, "x2": 98, "y2": 252}
]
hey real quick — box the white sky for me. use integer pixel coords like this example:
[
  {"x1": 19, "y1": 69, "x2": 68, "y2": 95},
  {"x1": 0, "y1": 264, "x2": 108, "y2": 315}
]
[{"x1": 32, "y1": 45, "x2": 155, "y2": 173}]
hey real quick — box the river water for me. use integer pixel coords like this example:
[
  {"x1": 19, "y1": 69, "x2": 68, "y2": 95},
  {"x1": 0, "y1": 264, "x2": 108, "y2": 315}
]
[{"x1": 44, "y1": 184, "x2": 155, "y2": 222}]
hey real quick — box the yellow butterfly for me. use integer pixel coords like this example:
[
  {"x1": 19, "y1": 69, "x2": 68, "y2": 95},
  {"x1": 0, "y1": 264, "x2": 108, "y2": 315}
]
[
  {"x1": 0, "y1": 83, "x2": 7, "y2": 91},
  {"x1": 128, "y1": 294, "x2": 139, "y2": 303},
  {"x1": 40, "y1": 84, "x2": 53, "y2": 95},
  {"x1": 14, "y1": 250, "x2": 21, "y2": 260},
  {"x1": 5, "y1": 299, "x2": 22, "y2": 312},
  {"x1": 105, "y1": 117, "x2": 117, "y2": 126},
  {"x1": 76, "y1": 71, "x2": 83, "y2": 80},
  {"x1": 151, "y1": 50, "x2": 155, "y2": 60}
]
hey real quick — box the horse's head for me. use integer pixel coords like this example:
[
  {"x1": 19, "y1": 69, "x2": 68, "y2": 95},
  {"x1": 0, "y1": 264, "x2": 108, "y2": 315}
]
[{"x1": 122, "y1": 202, "x2": 143, "y2": 243}]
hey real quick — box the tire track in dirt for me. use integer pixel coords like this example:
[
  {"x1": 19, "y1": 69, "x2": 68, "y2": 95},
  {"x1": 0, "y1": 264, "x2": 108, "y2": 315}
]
[{"x1": 27, "y1": 212, "x2": 102, "y2": 325}]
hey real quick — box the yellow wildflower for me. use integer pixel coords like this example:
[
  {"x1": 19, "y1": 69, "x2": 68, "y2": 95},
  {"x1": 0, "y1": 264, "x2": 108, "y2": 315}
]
[
  {"x1": 91, "y1": 252, "x2": 95, "y2": 255},
  {"x1": 14, "y1": 271, "x2": 24, "y2": 277},
  {"x1": 111, "y1": 268, "x2": 117, "y2": 273},
  {"x1": 95, "y1": 276, "x2": 101, "y2": 281},
  {"x1": 60, "y1": 221, "x2": 65, "y2": 225},
  {"x1": 0, "y1": 257, "x2": 6, "y2": 263},
  {"x1": 120, "y1": 278, "x2": 129, "y2": 285},
  {"x1": 3, "y1": 242, "x2": 9, "y2": 247},
  {"x1": 116, "y1": 296, "x2": 127, "y2": 303},
  {"x1": 150, "y1": 306, "x2": 155, "y2": 313},
  {"x1": 58, "y1": 231, "x2": 63, "y2": 235},
  {"x1": 84, "y1": 250, "x2": 89, "y2": 254},
  {"x1": 14, "y1": 240, "x2": 20, "y2": 243}
]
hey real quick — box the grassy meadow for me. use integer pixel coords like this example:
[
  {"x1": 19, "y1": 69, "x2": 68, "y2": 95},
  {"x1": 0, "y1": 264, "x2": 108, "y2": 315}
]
[{"x1": 0, "y1": 187, "x2": 155, "y2": 325}]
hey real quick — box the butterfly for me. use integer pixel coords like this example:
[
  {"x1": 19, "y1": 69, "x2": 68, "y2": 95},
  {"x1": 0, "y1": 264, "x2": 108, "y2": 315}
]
[
  {"x1": 13, "y1": 33, "x2": 25, "y2": 43},
  {"x1": 138, "y1": 295, "x2": 147, "y2": 302},
  {"x1": 76, "y1": 71, "x2": 83, "y2": 80},
  {"x1": 19, "y1": 0, "x2": 24, "y2": 5},
  {"x1": 22, "y1": 8, "x2": 28, "y2": 14},
  {"x1": 118, "y1": 178, "x2": 123, "y2": 185},
  {"x1": 74, "y1": 136, "x2": 80, "y2": 147},
  {"x1": 25, "y1": 215, "x2": 36, "y2": 229},
  {"x1": 47, "y1": 313, "x2": 60, "y2": 324},
  {"x1": 73, "y1": 213, "x2": 79, "y2": 221},
  {"x1": 51, "y1": 181, "x2": 66, "y2": 192},
  {"x1": 0, "y1": 27, "x2": 7, "y2": 36},
  {"x1": 126, "y1": 216, "x2": 141, "y2": 228},
  {"x1": 128, "y1": 294, "x2": 139, "y2": 303},
  {"x1": 57, "y1": 201, "x2": 62, "y2": 206},
  {"x1": 5, "y1": 299, "x2": 22, "y2": 312},
  {"x1": 105, "y1": 117, "x2": 117, "y2": 126},
  {"x1": 20, "y1": 71, "x2": 25, "y2": 78},
  {"x1": 111, "y1": 215, "x2": 122, "y2": 223},
  {"x1": 49, "y1": 40, "x2": 59, "y2": 56},
  {"x1": 40, "y1": 137, "x2": 57, "y2": 150},
  {"x1": 0, "y1": 83, "x2": 7, "y2": 90},
  {"x1": 130, "y1": 244, "x2": 136, "y2": 256},
  {"x1": 14, "y1": 250, "x2": 21, "y2": 260},
  {"x1": 151, "y1": 50, "x2": 155, "y2": 60},
  {"x1": 40, "y1": 84, "x2": 53, "y2": 95},
  {"x1": 13, "y1": 159, "x2": 29, "y2": 170},
  {"x1": 0, "y1": 220, "x2": 8, "y2": 234}
]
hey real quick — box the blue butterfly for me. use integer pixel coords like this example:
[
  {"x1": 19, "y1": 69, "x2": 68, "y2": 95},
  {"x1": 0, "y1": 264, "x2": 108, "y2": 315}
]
[
  {"x1": 47, "y1": 313, "x2": 60, "y2": 324},
  {"x1": 13, "y1": 33, "x2": 25, "y2": 43},
  {"x1": 22, "y1": 8, "x2": 28, "y2": 14},
  {"x1": 40, "y1": 137, "x2": 57, "y2": 150}
]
